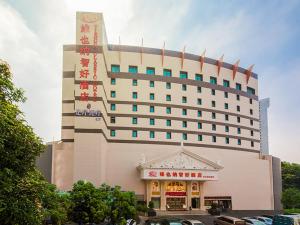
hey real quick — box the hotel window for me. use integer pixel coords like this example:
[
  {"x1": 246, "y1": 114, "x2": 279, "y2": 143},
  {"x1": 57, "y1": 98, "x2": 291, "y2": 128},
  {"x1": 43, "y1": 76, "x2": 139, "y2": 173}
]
[
  {"x1": 129, "y1": 66, "x2": 138, "y2": 74},
  {"x1": 146, "y1": 67, "x2": 155, "y2": 75},
  {"x1": 197, "y1": 86, "x2": 202, "y2": 93},
  {"x1": 182, "y1": 96, "x2": 187, "y2": 103},
  {"x1": 182, "y1": 121, "x2": 187, "y2": 128},
  {"x1": 212, "y1": 112, "x2": 216, "y2": 119},
  {"x1": 237, "y1": 105, "x2": 240, "y2": 112},
  {"x1": 182, "y1": 133, "x2": 187, "y2": 140},
  {"x1": 150, "y1": 93, "x2": 155, "y2": 100},
  {"x1": 111, "y1": 91, "x2": 116, "y2": 98},
  {"x1": 163, "y1": 69, "x2": 172, "y2": 77},
  {"x1": 195, "y1": 74, "x2": 203, "y2": 81},
  {"x1": 251, "y1": 141, "x2": 254, "y2": 147},
  {"x1": 111, "y1": 78, "x2": 116, "y2": 85},
  {"x1": 212, "y1": 124, "x2": 216, "y2": 131},
  {"x1": 150, "y1": 118, "x2": 155, "y2": 125},
  {"x1": 132, "y1": 92, "x2": 138, "y2": 99},
  {"x1": 132, "y1": 130, "x2": 138, "y2": 138},
  {"x1": 182, "y1": 109, "x2": 187, "y2": 116},
  {"x1": 180, "y1": 71, "x2": 188, "y2": 79},
  {"x1": 150, "y1": 106, "x2": 155, "y2": 113},
  {"x1": 225, "y1": 126, "x2": 229, "y2": 132},
  {"x1": 250, "y1": 130, "x2": 254, "y2": 136},
  {"x1": 132, "y1": 117, "x2": 138, "y2": 124},
  {"x1": 224, "y1": 92, "x2": 228, "y2": 98},
  {"x1": 150, "y1": 131, "x2": 155, "y2": 139},
  {"x1": 111, "y1": 104, "x2": 116, "y2": 111},
  {"x1": 225, "y1": 114, "x2": 229, "y2": 121},
  {"x1": 132, "y1": 104, "x2": 138, "y2": 112},
  {"x1": 132, "y1": 79, "x2": 138, "y2": 86},
  {"x1": 110, "y1": 117, "x2": 116, "y2": 124},
  {"x1": 149, "y1": 81, "x2": 155, "y2": 87},
  {"x1": 110, "y1": 130, "x2": 116, "y2": 137},
  {"x1": 198, "y1": 122, "x2": 202, "y2": 129},
  {"x1": 250, "y1": 119, "x2": 254, "y2": 126},
  {"x1": 166, "y1": 82, "x2": 171, "y2": 89},
  {"x1": 250, "y1": 109, "x2": 253, "y2": 115},
  {"x1": 111, "y1": 64, "x2": 120, "y2": 73},
  {"x1": 247, "y1": 87, "x2": 255, "y2": 95},
  {"x1": 236, "y1": 94, "x2": 240, "y2": 101},
  {"x1": 224, "y1": 103, "x2": 229, "y2": 109},
  {"x1": 212, "y1": 101, "x2": 216, "y2": 107},
  {"x1": 237, "y1": 127, "x2": 241, "y2": 134},
  {"x1": 210, "y1": 76, "x2": 217, "y2": 85},
  {"x1": 223, "y1": 80, "x2": 230, "y2": 88},
  {"x1": 166, "y1": 95, "x2": 171, "y2": 101},
  {"x1": 166, "y1": 107, "x2": 171, "y2": 114},
  {"x1": 197, "y1": 110, "x2": 202, "y2": 117},
  {"x1": 212, "y1": 136, "x2": 217, "y2": 143},
  {"x1": 198, "y1": 135, "x2": 203, "y2": 141},
  {"x1": 182, "y1": 84, "x2": 187, "y2": 91},
  {"x1": 166, "y1": 132, "x2": 172, "y2": 139},
  {"x1": 225, "y1": 137, "x2": 230, "y2": 144},
  {"x1": 250, "y1": 98, "x2": 253, "y2": 104},
  {"x1": 166, "y1": 119, "x2": 171, "y2": 126},
  {"x1": 236, "y1": 83, "x2": 242, "y2": 91},
  {"x1": 238, "y1": 139, "x2": 241, "y2": 145},
  {"x1": 237, "y1": 116, "x2": 241, "y2": 123},
  {"x1": 197, "y1": 98, "x2": 202, "y2": 105}
]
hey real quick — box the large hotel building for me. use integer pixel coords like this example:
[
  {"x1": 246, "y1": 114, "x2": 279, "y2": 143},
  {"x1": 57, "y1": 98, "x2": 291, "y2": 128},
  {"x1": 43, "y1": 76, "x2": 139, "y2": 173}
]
[{"x1": 43, "y1": 12, "x2": 282, "y2": 212}]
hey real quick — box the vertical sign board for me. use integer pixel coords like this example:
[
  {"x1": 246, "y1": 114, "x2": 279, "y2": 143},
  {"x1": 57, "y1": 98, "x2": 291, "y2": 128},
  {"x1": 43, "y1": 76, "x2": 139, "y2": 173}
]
[{"x1": 75, "y1": 12, "x2": 101, "y2": 113}]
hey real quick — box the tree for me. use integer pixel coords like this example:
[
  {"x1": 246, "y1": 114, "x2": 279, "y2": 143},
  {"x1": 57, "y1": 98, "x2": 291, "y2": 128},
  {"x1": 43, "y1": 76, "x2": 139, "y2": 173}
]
[
  {"x1": 0, "y1": 61, "x2": 67, "y2": 225},
  {"x1": 281, "y1": 188, "x2": 300, "y2": 209},
  {"x1": 69, "y1": 180, "x2": 109, "y2": 224},
  {"x1": 282, "y1": 161, "x2": 300, "y2": 190}
]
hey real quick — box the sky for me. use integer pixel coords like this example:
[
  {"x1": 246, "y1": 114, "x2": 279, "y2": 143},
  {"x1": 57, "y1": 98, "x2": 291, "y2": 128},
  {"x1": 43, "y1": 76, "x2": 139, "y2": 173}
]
[{"x1": 0, "y1": 0, "x2": 299, "y2": 163}]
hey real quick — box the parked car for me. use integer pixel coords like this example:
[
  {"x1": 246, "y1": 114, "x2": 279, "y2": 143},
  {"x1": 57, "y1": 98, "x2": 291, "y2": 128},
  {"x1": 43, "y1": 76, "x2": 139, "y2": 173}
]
[
  {"x1": 214, "y1": 216, "x2": 246, "y2": 225},
  {"x1": 182, "y1": 219, "x2": 205, "y2": 225},
  {"x1": 241, "y1": 218, "x2": 266, "y2": 225},
  {"x1": 146, "y1": 218, "x2": 183, "y2": 225},
  {"x1": 261, "y1": 215, "x2": 274, "y2": 220},
  {"x1": 272, "y1": 214, "x2": 300, "y2": 225},
  {"x1": 253, "y1": 216, "x2": 273, "y2": 225}
]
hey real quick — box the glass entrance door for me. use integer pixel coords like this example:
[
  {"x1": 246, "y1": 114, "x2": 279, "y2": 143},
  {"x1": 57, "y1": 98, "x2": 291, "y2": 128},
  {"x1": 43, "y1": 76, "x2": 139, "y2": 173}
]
[{"x1": 166, "y1": 197, "x2": 186, "y2": 210}]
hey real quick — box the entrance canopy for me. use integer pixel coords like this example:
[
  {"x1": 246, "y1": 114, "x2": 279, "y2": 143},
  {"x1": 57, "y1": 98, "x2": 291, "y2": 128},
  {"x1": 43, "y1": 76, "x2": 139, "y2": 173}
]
[{"x1": 137, "y1": 149, "x2": 223, "y2": 181}]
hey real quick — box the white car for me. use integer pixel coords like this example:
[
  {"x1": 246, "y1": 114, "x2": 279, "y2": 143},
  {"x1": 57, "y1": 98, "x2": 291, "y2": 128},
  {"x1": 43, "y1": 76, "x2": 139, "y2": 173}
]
[
  {"x1": 182, "y1": 219, "x2": 205, "y2": 225},
  {"x1": 242, "y1": 218, "x2": 266, "y2": 225},
  {"x1": 253, "y1": 216, "x2": 273, "y2": 225}
]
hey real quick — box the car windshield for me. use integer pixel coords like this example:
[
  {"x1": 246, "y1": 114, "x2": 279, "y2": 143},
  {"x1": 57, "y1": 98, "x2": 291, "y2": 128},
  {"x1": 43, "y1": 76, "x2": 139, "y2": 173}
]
[
  {"x1": 252, "y1": 220, "x2": 266, "y2": 225},
  {"x1": 170, "y1": 223, "x2": 182, "y2": 225},
  {"x1": 194, "y1": 223, "x2": 204, "y2": 225},
  {"x1": 264, "y1": 218, "x2": 272, "y2": 223}
]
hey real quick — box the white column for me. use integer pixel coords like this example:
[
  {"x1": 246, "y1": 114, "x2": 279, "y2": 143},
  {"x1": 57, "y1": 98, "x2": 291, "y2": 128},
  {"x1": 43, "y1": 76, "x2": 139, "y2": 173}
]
[
  {"x1": 160, "y1": 181, "x2": 166, "y2": 210},
  {"x1": 187, "y1": 181, "x2": 192, "y2": 210},
  {"x1": 146, "y1": 180, "x2": 151, "y2": 206},
  {"x1": 200, "y1": 182, "x2": 205, "y2": 211}
]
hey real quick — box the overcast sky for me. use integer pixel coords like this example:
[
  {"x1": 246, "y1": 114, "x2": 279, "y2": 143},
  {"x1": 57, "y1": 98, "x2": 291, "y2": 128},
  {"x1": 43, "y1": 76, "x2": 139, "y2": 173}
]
[{"x1": 0, "y1": 0, "x2": 299, "y2": 163}]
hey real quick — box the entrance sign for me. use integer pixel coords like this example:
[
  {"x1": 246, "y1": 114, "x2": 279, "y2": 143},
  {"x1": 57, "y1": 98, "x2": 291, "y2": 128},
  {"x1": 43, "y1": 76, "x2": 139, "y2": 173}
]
[{"x1": 141, "y1": 168, "x2": 218, "y2": 181}]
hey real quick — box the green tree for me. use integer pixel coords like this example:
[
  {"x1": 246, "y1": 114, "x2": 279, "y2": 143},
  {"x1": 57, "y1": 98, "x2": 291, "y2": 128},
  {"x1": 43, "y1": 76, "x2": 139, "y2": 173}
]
[
  {"x1": 281, "y1": 188, "x2": 300, "y2": 209},
  {"x1": 282, "y1": 161, "x2": 300, "y2": 190},
  {"x1": 0, "y1": 61, "x2": 68, "y2": 225},
  {"x1": 69, "y1": 180, "x2": 109, "y2": 224}
]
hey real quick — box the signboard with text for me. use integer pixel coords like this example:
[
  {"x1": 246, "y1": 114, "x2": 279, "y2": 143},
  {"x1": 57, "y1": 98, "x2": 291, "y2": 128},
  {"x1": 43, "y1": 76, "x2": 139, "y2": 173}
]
[{"x1": 141, "y1": 169, "x2": 218, "y2": 181}]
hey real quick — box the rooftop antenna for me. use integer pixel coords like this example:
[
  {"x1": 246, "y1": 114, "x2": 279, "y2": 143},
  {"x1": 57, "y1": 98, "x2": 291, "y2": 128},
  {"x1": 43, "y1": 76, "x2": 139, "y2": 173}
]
[
  {"x1": 140, "y1": 38, "x2": 143, "y2": 65},
  {"x1": 200, "y1": 49, "x2": 206, "y2": 72},
  {"x1": 181, "y1": 45, "x2": 186, "y2": 69},
  {"x1": 118, "y1": 36, "x2": 121, "y2": 64},
  {"x1": 161, "y1": 41, "x2": 165, "y2": 66}
]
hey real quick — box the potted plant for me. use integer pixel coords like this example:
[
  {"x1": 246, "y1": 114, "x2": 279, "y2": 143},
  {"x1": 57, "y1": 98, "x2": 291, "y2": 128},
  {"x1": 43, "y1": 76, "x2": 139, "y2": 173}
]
[
  {"x1": 147, "y1": 201, "x2": 156, "y2": 217},
  {"x1": 208, "y1": 203, "x2": 221, "y2": 216}
]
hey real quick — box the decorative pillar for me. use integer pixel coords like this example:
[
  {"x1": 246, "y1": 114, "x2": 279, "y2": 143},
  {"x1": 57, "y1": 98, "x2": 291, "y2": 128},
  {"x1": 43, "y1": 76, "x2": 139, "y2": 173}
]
[
  {"x1": 200, "y1": 182, "x2": 205, "y2": 211},
  {"x1": 146, "y1": 180, "x2": 151, "y2": 206},
  {"x1": 187, "y1": 181, "x2": 192, "y2": 210},
  {"x1": 160, "y1": 181, "x2": 166, "y2": 210}
]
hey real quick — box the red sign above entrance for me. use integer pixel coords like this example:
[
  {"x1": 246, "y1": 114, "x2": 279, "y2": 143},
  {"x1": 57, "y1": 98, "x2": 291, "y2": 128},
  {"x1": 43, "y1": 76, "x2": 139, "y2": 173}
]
[{"x1": 166, "y1": 192, "x2": 187, "y2": 196}]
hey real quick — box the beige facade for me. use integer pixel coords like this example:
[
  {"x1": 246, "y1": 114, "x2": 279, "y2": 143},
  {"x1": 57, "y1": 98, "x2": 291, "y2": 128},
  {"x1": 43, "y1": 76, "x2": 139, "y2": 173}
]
[{"x1": 52, "y1": 11, "x2": 280, "y2": 211}]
